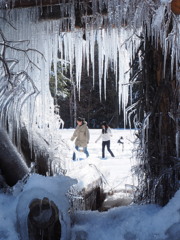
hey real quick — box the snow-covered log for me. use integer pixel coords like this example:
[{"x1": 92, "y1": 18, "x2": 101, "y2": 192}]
[
  {"x1": 28, "y1": 197, "x2": 61, "y2": 240},
  {"x1": 0, "y1": 128, "x2": 29, "y2": 186}
]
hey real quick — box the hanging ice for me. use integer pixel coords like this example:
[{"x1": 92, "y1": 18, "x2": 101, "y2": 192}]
[{"x1": 0, "y1": 0, "x2": 179, "y2": 157}]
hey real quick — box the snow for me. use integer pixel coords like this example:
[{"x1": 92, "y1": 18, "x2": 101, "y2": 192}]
[
  {"x1": 0, "y1": 174, "x2": 76, "y2": 240},
  {"x1": 0, "y1": 129, "x2": 180, "y2": 239},
  {"x1": 61, "y1": 129, "x2": 137, "y2": 195},
  {"x1": 71, "y1": 197, "x2": 180, "y2": 240}
]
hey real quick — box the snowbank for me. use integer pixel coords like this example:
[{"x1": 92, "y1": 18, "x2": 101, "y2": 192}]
[{"x1": 72, "y1": 190, "x2": 180, "y2": 240}]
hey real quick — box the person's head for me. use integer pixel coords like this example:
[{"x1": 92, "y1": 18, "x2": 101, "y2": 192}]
[
  {"x1": 101, "y1": 121, "x2": 108, "y2": 133},
  {"x1": 101, "y1": 121, "x2": 107, "y2": 128},
  {"x1": 77, "y1": 117, "x2": 85, "y2": 126}
]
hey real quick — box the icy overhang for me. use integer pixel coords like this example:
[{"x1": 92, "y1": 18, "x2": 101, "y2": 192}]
[
  {"x1": 2, "y1": 0, "x2": 90, "y2": 8},
  {"x1": 1, "y1": 0, "x2": 109, "y2": 29},
  {"x1": 2, "y1": 0, "x2": 180, "y2": 16}
]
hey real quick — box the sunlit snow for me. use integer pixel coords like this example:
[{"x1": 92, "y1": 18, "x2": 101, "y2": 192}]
[{"x1": 61, "y1": 129, "x2": 137, "y2": 196}]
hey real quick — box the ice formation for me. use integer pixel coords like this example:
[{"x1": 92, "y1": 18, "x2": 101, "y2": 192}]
[{"x1": 0, "y1": 0, "x2": 179, "y2": 157}]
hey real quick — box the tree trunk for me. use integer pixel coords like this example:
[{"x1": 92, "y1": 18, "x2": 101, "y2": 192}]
[
  {"x1": 135, "y1": 38, "x2": 179, "y2": 206},
  {"x1": 0, "y1": 128, "x2": 29, "y2": 186}
]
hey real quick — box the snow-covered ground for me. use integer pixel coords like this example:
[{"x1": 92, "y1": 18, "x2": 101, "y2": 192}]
[
  {"x1": 59, "y1": 128, "x2": 137, "y2": 209},
  {"x1": 71, "y1": 193, "x2": 180, "y2": 240},
  {"x1": 0, "y1": 128, "x2": 180, "y2": 240}
]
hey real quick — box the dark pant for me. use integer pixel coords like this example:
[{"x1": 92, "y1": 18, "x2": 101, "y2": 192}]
[{"x1": 102, "y1": 140, "x2": 115, "y2": 158}]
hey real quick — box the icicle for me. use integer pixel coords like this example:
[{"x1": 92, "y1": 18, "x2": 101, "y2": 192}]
[
  {"x1": 89, "y1": 30, "x2": 95, "y2": 87},
  {"x1": 84, "y1": 30, "x2": 90, "y2": 76},
  {"x1": 0, "y1": 0, "x2": 179, "y2": 156},
  {"x1": 74, "y1": 30, "x2": 83, "y2": 98},
  {"x1": 97, "y1": 30, "x2": 104, "y2": 101}
]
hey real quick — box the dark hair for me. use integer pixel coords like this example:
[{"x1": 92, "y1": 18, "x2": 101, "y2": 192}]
[
  {"x1": 101, "y1": 121, "x2": 108, "y2": 134},
  {"x1": 77, "y1": 117, "x2": 85, "y2": 123},
  {"x1": 101, "y1": 121, "x2": 107, "y2": 126}
]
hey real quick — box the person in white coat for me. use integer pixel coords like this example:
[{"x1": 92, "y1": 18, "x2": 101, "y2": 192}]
[{"x1": 95, "y1": 121, "x2": 115, "y2": 158}]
